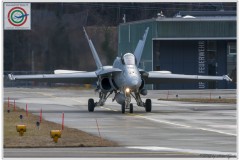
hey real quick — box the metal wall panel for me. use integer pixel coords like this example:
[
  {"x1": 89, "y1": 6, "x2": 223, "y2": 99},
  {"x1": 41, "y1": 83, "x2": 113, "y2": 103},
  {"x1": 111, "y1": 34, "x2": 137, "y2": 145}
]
[
  {"x1": 156, "y1": 21, "x2": 236, "y2": 38},
  {"x1": 153, "y1": 40, "x2": 198, "y2": 89},
  {"x1": 118, "y1": 18, "x2": 236, "y2": 89}
]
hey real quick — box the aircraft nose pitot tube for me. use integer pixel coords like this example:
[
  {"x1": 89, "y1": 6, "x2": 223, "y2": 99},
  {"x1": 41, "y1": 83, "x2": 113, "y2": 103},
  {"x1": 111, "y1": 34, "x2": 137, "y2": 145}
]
[{"x1": 115, "y1": 93, "x2": 125, "y2": 104}]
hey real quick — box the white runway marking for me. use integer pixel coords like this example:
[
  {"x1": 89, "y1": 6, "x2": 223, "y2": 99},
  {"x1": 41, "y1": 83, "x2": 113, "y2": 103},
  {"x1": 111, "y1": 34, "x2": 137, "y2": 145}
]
[
  {"x1": 197, "y1": 127, "x2": 236, "y2": 136},
  {"x1": 149, "y1": 115, "x2": 233, "y2": 137},
  {"x1": 137, "y1": 115, "x2": 236, "y2": 136},
  {"x1": 86, "y1": 105, "x2": 236, "y2": 137},
  {"x1": 96, "y1": 107, "x2": 237, "y2": 136},
  {"x1": 138, "y1": 116, "x2": 192, "y2": 128},
  {"x1": 127, "y1": 146, "x2": 236, "y2": 156}
]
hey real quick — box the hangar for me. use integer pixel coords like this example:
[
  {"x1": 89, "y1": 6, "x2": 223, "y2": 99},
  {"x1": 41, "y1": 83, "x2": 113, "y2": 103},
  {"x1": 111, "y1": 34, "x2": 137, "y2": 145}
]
[{"x1": 118, "y1": 11, "x2": 236, "y2": 89}]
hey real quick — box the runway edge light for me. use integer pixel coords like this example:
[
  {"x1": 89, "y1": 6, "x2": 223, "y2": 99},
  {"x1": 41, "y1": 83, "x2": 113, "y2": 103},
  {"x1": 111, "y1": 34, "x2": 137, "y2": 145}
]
[
  {"x1": 16, "y1": 125, "x2": 26, "y2": 136},
  {"x1": 50, "y1": 130, "x2": 62, "y2": 143}
]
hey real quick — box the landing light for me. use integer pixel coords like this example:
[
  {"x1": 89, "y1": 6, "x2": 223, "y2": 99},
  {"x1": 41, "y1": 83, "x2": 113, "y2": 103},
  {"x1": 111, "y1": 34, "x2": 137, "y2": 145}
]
[{"x1": 125, "y1": 88, "x2": 130, "y2": 93}]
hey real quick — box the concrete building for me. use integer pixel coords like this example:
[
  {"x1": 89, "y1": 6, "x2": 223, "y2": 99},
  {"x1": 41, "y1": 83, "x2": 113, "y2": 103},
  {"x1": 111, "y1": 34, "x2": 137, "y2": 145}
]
[{"x1": 118, "y1": 11, "x2": 236, "y2": 89}]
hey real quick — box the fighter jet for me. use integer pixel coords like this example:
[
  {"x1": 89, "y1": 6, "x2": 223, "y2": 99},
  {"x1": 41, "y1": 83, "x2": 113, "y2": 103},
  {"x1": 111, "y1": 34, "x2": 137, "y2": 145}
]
[{"x1": 8, "y1": 27, "x2": 232, "y2": 113}]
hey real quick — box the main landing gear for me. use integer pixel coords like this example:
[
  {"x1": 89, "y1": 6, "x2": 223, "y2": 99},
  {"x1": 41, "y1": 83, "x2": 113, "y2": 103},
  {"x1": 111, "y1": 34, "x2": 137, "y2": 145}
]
[
  {"x1": 88, "y1": 91, "x2": 112, "y2": 112},
  {"x1": 132, "y1": 93, "x2": 152, "y2": 113},
  {"x1": 145, "y1": 99, "x2": 152, "y2": 112},
  {"x1": 88, "y1": 98, "x2": 95, "y2": 112},
  {"x1": 88, "y1": 91, "x2": 152, "y2": 114}
]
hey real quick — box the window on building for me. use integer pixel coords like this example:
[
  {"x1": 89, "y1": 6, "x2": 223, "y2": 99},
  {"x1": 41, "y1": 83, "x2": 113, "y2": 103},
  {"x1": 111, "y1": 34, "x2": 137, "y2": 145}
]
[
  {"x1": 228, "y1": 42, "x2": 236, "y2": 55},
  {"x1": 207, "y1": 41, "x2": 217, "y2": 64}
]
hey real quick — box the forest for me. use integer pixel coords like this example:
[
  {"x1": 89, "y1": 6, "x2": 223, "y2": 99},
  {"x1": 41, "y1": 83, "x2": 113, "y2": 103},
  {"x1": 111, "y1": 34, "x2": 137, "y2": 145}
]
[{"x1": 4, "y1": 2, "x2": 236, "y2": 72}]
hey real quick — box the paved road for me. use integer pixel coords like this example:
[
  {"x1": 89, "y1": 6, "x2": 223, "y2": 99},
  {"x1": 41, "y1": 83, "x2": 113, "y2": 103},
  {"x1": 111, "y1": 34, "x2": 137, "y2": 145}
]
[{"x1": 4, "y1": 88, "x2": 237, "y2": 158}]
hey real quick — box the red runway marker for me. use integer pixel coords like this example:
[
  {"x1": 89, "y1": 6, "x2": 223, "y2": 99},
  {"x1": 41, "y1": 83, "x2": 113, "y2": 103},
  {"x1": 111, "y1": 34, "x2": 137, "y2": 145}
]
[
  {"x1": 40, "y1": 108, "x2": 42, "y2": 123},
  {"x1": 167, "y1": 90, "x2": 169, "y2": 100},
  {"x1": 14, "y1": 100, "x2": 16, "y2": 111},
  {"x1": 26, "y1": 104, "x2": 28, "y2": 117},
  {"x1": 96, "y1": 119, "x2": 103, "y2": 145},
  {"x1": 62, "y1": 112, "x2": 64, "y2": 130},
  {"x1": 8, "y1": 97, "x2": 10, "y2": 109},
  {"x1": 96, "y1": 119, "x2": 102, "y2": 139}
]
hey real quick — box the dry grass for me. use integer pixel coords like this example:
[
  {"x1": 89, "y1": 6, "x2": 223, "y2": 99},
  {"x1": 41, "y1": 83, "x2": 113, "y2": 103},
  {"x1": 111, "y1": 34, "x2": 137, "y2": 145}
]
[
  {"x1": 4, "y1": 103, "x2": 117, "y2": 148},
  {"x1": 158, "y1": 98, "x2": 236, "y2": 104}
]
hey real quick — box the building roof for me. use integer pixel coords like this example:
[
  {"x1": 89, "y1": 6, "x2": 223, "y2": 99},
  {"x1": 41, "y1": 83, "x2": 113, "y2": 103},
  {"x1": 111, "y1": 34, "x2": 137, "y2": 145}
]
[
  {"x1": 120, "y1": 11, "x2": 236, "y2": 26},
  {"x1": 176, "y1": 11, "x2": 236, "y2": 17}
]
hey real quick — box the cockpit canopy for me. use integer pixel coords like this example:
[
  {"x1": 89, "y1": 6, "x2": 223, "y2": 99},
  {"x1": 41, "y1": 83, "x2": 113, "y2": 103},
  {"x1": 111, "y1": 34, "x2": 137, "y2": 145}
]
[{"x1": 122, "y1": 53, "x2": 135, "y2": 65}]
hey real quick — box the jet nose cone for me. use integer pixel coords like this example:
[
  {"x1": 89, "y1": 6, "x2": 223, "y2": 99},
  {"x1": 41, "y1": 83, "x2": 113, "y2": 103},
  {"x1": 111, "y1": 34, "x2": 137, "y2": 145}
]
[
  {"x1": 131, "y1": 80, "x2": 139, "y2": 86},
  {"x1": 128, "y1": 79, "x2": 141, "y2": 90}
]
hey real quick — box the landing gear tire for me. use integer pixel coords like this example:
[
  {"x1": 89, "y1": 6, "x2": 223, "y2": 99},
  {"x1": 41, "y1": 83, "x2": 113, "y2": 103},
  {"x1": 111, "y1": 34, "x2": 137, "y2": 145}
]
[
  {"x1": 145, "y1": 99, "x2": 152, "y2": 112},
  {"x1": 88, "y1": 98, "x2": 95, "y2": 112},
  {"x1": 130, "y1": 103, "x2": 133, "y2": 113},
  {"x1": 121, "y1": 102, "x2": 125, "y2": 114}
]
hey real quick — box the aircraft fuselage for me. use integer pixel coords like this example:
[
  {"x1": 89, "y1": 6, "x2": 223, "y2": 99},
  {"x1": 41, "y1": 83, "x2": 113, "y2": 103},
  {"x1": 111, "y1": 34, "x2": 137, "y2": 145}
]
[{"x1": 113, "y1": 53, "x2": 141, "y2": 92}]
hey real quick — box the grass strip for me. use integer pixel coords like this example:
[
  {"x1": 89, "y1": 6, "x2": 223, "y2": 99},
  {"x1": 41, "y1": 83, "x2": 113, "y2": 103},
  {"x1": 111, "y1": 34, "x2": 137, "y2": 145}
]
[
  {"x1": 158, "y1": 98, "x2": 236, "y2": 104},
  {"x1": 4, "y1": 103, "x2": 117, "y2": 148}
]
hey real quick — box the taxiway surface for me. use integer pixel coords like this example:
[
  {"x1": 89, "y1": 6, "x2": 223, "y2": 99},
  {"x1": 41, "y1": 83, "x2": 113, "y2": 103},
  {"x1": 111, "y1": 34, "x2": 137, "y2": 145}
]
[{"x1": 4, "y1": 88, "x2": 237, "y2": 158}]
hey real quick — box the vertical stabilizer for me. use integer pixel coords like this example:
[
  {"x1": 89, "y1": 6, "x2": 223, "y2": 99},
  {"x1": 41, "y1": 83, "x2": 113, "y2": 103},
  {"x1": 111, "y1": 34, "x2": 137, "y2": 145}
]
[
  {"x1": 134, "y1": 27, "x2": 149, "y2": 66},
  {"x1": 83, "y1": 27, "x2": 103, "y2": 69}
]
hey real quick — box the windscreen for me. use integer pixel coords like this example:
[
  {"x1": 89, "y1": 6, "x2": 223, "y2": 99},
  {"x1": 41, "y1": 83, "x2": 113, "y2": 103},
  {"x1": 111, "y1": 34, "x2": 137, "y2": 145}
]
[{"x1": 123, "y1": 53, "x2": 135, "y2": 65}]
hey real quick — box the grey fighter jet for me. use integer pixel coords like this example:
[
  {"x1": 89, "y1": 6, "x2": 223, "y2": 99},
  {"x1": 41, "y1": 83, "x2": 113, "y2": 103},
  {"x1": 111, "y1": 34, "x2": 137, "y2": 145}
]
[{"x1": 8, "y1": 27, "x2": 232, "y2": 113}]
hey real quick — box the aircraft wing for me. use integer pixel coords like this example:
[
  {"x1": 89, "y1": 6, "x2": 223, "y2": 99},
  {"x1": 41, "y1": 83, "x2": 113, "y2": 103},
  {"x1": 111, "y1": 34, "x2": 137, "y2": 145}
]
[
  {"x1": 143, "y1": 71, "x2": 232, "y2": 84},
  {"x1": 8, "y1": 72, "x2": 98, "y2": 84}
]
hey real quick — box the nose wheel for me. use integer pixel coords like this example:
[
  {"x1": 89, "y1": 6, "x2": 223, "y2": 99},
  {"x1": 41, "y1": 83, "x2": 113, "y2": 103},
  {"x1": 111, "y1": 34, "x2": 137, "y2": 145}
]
[
  {"x1": 130, "y1": 103, "x2": 133, "y2": 113},
  {"x1": 121, "y1": 102, "x2": 125, "y2": 114},
  {"x1": 121, "y1": 102, "x2": 134, "y2": 114}
]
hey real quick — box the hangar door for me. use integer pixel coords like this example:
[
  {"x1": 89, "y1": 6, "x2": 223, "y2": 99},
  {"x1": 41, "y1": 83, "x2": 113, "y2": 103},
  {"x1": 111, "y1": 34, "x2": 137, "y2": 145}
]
[{"x1": 152, "y1": 40, "x2": 229, "y2": 90}]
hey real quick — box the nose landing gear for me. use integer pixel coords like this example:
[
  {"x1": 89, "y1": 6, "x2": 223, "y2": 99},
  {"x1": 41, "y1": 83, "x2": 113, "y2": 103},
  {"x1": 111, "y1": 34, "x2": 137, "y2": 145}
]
[
  {"x1": 121, "y1": 102, "x2": 125, "y2": 114},
  {"x1": 130, "y1": 103, "x2": 133, "y2": 113},
  {"x1": 122, "y1": 91, "x2": 134, "y2": 114},
  {"x1": 121, "y1": 102, "x2": 134, "y2": 114}
]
